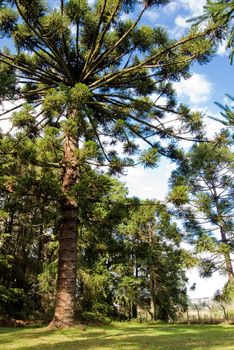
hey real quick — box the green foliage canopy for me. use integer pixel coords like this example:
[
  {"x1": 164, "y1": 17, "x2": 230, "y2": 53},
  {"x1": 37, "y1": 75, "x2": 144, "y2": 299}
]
[{"x1": 0, "y1": 0, "x2": 217, "y2": 172}]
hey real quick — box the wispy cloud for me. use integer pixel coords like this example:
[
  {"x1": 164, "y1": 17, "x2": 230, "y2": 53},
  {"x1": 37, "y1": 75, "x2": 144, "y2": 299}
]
[
  {"x1": 175, "y1": 15, "x2": 190, "y2": 29},
  {"x1": 178, "y1": 0, "x2": 206, "y2": 17},
  {"x1": 174, "y1": 73, "x2": 213, "y2": 105},
  {"x1": 217, "y1": 39, "x2": 230, "y2": 57},
  {"x1": 144, "y1": 9, "x2": 159, "y2": 23},
  {"x1": 162, "y1": 0, "x2": 206, "y2": 19},
  {"x1": 121, "y1": 160, "x2": 175, "y2": 200}
]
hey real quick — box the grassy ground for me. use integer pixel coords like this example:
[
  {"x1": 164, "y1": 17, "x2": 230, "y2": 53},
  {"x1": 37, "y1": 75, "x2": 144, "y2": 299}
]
[{"x1": 1, "y1": 322, "x2": 234, "y2": 350}]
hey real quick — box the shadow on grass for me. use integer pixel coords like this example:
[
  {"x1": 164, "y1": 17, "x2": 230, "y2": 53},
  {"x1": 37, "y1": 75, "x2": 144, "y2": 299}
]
[
  {"x1": 1, "y1": 324, "x2": 234, "y2": 350},
  {"x1": 0, "y1": 326, "x2": 60, "y2": 345}
]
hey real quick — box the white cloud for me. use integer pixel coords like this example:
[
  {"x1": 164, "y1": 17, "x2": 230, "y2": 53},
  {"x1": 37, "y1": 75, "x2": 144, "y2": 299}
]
[
  {"x1": 217, "y1": 41, "x2": 227, "y2": 56},
  {"x1": 175, "y1": 15, "x2": 189, "y2": 29},
  {"x1": 162, "y1": 1, "x2": 179, "y2": 14},
  {"x1": 174, "y1": 73, "x2": 213, "y2": 105},
  {"x1": 162, "y1": 0, "x2": 205, "y2": 18},
  {"x1": 0, "y1": 100, "x2": 18, "y2": 132},
  {"x1": 120, "y1": 13, "x2": 131, "y2": 21},
  {"x1": 121, "y1": 159, "x2": 175, "y2": 200},
  {"x1": 170, "y1": 15, "x2": 190, "y2": 38},
  {"x1": 87, "y1": 0, "x2": 95, "y2": 6},
  {"x1": 167, "y1": 0, "x2": 206, "y2": 38},
  {"x1": 144, "y1": 9, "x2": 159, "y2": 22},
  {"x1": 217, "y1": 40, "x2": 230, "y2": 57},
  {"x1": 203, "y1": 114, "x2": 223, "y2": 138},
  {"x1": 151, "y1": 94, "x2": 168, "y2": 106},
  {"x1": 169, "y1": 26, "x2": 187, "y2": 39},
  {"x1": 0, "y1": 119, "x2": 11, "y2": 133},
  {"x1": 178, "y1": 0, "x2": 206, "y2": 17}
]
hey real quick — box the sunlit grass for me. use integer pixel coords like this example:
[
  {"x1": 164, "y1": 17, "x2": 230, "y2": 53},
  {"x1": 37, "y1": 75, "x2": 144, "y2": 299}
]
[{"x1": 1, "y1": 322, "x2": 234, "y2": 350}]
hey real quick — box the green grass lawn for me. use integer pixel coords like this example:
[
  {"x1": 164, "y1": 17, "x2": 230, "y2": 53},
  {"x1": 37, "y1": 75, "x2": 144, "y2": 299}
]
[{"x1": 1, "y1": 322, "x2": 234, "y2": 350}]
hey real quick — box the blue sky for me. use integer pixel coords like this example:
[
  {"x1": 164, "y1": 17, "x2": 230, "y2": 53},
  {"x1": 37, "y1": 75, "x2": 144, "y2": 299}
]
[{"x1": 1, "y1": 0, "x2": 233, "y2": 299}]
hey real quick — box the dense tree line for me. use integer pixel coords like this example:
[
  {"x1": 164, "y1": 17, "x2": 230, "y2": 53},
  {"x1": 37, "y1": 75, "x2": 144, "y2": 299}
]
[{"x1": 0, "y1": 139, "x2": 189, "y2": 322}]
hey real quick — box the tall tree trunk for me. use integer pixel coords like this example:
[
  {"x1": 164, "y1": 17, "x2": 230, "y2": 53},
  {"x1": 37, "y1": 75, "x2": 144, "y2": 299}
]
[
  {"x1": 212, "y1": 184, "x2": 234, "y2": 281},
  {"x1": 207, "y1": 305, "x2": 212, "y2": 323},
  {"x1": 221, "y1": 303, "x2": 228, "y2": 323},
  {"x1": 148, "y1": 227, "x2": 157, "y2": 320},
  {"x1": 51, "y1": 200, "x2": 78, "y2": 328},
  {"x1": 195, "y1": 305, "x2": 201, "y2": 322},
  {"x1": 131, "y1": 302, "x2": 138, "y2": 319},
  {"x1": 49, "y1": 112, "x2": 79, "y2": 328},
  {"x1": 131, "y1": 264, "x2": 138, "y2": 319},
  {"x1": 150, "y1": 270, "x2": 157, "y2": 320},
  {"x1": 220, "y1": 226, "x2": 234, "y2": 280}
]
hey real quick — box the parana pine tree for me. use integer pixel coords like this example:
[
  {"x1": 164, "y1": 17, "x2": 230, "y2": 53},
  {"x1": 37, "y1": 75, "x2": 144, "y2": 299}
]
[
  {"x1": 169, "y1": 140, "x2": 234, "y2": 282},
  {"x1": 199, "y1": 0, "x2": 234, "y2": 63},
  {"x1": 0, "y1": 0, "x2": 215, "y2": 327},
  {"x1": 199, "y1": 1, "x2": 234, "y2": 129}
]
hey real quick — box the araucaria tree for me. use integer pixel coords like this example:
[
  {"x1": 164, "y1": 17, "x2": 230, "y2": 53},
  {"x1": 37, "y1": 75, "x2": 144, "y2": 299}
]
[
  {"x1": 169, "y1": 140, "x2": 234, "y2": 281},
  {"x1": 0, "y1": 0, "x2": 214, "y2": 327},
  {"x1": 199, "y1": 0, "x2": 234, "y2": 63}
]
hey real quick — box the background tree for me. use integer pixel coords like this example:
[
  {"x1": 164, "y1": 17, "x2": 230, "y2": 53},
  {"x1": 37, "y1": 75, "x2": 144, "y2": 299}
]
[
  {"x1": 0, "y1": 142, "x2": 192, "y2": 323},
  {"x1": 169, "y1": 140, "x2": 234, "y2": 284},
  {"x1": 198, "y1": 1, "x2": 234, "y2": 131},
  {"x1": 75, "y1": 174, "x2": 129, "y2": 319},
  {"x1": 0, "y1": 0, "x2": 216, "y2": 327},
  {"x1": 209, "y1": 94, "x2": 234, "y2": 130},
  {"x1": 198, "y1": 0, "x2": 234, "y2": 63},
  {"x1": 116, "y1": 200, "x2": 189, "y2": 321},
  {"x1": 0, "y1": 132, "x2": 129, "y2": 320},
  {"x1": 0, "y1": 127, "x2": 60, "y2": 319},
  {"x1": 214, "y1": 289, "x2": 230, "y2": 322}
]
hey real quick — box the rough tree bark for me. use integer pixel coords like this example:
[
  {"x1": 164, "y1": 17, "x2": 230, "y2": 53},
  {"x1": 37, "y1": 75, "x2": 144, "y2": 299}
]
[{"x1": 49, "y1": 111, "x2": 79, "y2": 328}]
